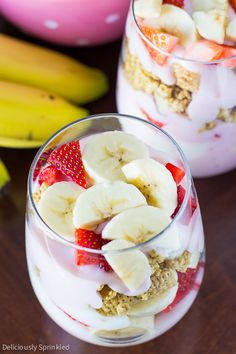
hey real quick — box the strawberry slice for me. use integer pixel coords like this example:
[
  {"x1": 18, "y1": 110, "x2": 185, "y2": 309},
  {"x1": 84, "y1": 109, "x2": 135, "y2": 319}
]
[
  {"x1": 38, "y1": 166, "x2": 60, "y2": 186},
  {"x1": 172, "y1": 185, "x2": 198, "y2": 219},
  {"x1": 75, "y1": 229, "x2": 112, "y2": 271},
  {"x1": 172, "y1": 185, "x2": 186, "y2": 218},
  {"x1": 166, "y1": 163, "x2": 185, "y2": 185},
  {"x1": 185, "y1": 40, "x2": 223, "y2": 61},
  {"x1": 221, "y1": 46, "x2": 236, "y2": 67},
  {"x1": 33, "y1": 148, "x2": 53, "y2": 181},
  {"x1": 140, "y1": 108, "x2": 165, "y2": 128},
  {"x1": 164, "y1": 267, "x2": 198, "y2": 312},
  {"x1": 140, "y1": 26, "x2": 179, "y2": 65},
  {"x1": 48, "y1": 141, "x2": 86, "y2": 188},
  {"x1": 163, "y1": 0, "x2": 184, "y2": 7},
  {"x1": 230, "y1": 0, "x2": 236, "y2": 11}
]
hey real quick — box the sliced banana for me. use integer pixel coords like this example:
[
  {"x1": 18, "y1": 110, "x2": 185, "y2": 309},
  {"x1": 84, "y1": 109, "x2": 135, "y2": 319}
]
[
  {"x1": 102, "y1": 239, "x2": 151, "y2": 292},
  {"x1": 128, "y1": 272, "x2": 178, "y2": 315},
  {"x1": 192, "y1": 0, "x2": 228, "y2": 13},
  {"x1": 134, "y1": 0, "x2": 162, "y2": 19},
  {"x1": 193, "y1": 10, "x2": 226, "y2": 44},
  {"x1": 122, "y1": 158, "x2": 177, "y2": 216},
  {"x1": 226, "y1": 18, "x2": 236, "y2": 42},
  {"x1": 189, "y1": 251, "x2": 200, "y2": 269},
  {"x1": 102, "y1": 205, "x2": 171, "y2": 244},
  {"x1": 73, "y1": 181, "x2": 147, "y2": 230},
  {"x1": 37, "y1": 181, "x2": 85, "y2": 239},
  {"x1": 82, "y1": 131, "x2": 149, "y2": 183},
  {"x1": 90, "y1": 315, "x2": 154, "y2": 338},
  {"x1": 155, "y1": 4, "x2": 197, "y2": 46}
]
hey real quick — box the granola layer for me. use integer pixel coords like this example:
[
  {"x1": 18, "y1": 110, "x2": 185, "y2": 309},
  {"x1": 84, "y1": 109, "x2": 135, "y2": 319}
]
[{"x1": 97, "y1": 250, "x2": 190, "y2": 316}]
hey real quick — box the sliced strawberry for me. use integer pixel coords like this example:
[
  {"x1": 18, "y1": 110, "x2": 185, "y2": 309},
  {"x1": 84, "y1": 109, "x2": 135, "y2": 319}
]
[
  {"x1": 230, "y1": 0, "x2": 236, "y2": 12},
  {"x1": 75, "y1": 229, "x2": 112, "y2": 271},
  {"x1": 166, "y1": 163, "x2": 185, "y2": 185},
  {"x1": 38, "y1": 166, "x2": 60, "y2": 186},
  {"x1": 140, "y1": 26, "x2": 179, "y2": 65},
  {"x1": 221, "y1": 45, "x2": 236, "y2": 67},
  {"x1": 185, "y1": 40, "x2": 223, "y2": 61},
  {"x1": 190, "y1": 195, "x2": 198, "y2": 216},
  {"x1": 172, "y1": 185, "x2": 186, "y2": 218},
  {"x1": 48, "y1": 141, "x2": 86, "y2": 188},
  {"x1": 33, "y1": 148, "x2": 53, "y2": 181},
  {"x1": 164, "y1": 267, "x2": 198, "y2": 312},
  {"x1": 140, "y1": 108, "x2": 165, "y2": 128},
  {"x1": 163, "y1": 0, "x2": 184, "y2": 7}
]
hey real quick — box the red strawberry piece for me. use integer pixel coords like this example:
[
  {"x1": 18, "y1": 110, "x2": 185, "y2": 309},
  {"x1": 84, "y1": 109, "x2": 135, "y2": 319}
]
[
  {"x1": 163, "y1": 0, "x2": 184, "y2": 8},
  {"x1": 190, "y1": 195, "x2": 198, "y2": 216},
  {"x1": 164, "y1": 267, "x2": 198, "y2": 312},
  {"x1": 230, "y1": 0, "x2": 236, "y2": 12},
  {"x1": 48, "y1": 141, "x2": 86, "y2": 188},
  {"x1": 38, "y1": 166, "x2": 59, "y2": 186},
  {"x1": 33, "y1": 148, "x2": 53, "y2": 181},
  {"x1": 140, "y1": 108, "x2": 164, "y2": 128},
  {"x1": 140, "y1": 26, "x2": 179, "y2": 65},
  {"x1": 166, "y1": 162, "x2": 185, "y2": 185},
  {"x1": 75, "y1": 229, "x2": 111, "y2": 271},
  {"x1": 221, "y1": 45, "x2": 236, "y2": 67},
  {"x1": 172, "y1": 185, "x2": 186, "y2": 218}
]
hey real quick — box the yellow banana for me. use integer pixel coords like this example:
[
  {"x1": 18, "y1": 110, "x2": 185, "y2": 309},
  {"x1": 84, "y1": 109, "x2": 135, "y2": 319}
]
[
  {"x1": 0, "y1": 34, "x2": 108, "y2": 104},
  {"x1": 0, "y1": 80, "x2": 89, "y2": 148},
  {"x1": 0, "y1": 159, "x2": 10, "y2": 192}
]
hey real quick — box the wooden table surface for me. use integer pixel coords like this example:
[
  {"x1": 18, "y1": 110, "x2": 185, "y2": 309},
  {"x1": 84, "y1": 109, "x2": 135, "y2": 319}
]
[{"x1": 0, "y1": 16, "x2": 236, "y2": 354}]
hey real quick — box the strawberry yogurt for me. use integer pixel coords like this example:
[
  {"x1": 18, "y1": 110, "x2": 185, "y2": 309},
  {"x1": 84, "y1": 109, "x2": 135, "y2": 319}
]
[
  {"x1": 26, "y1": 114, "x2": 205, "y2": 346},
  {"x1": 116, "y1": 0, "x2": 236, "y2": 177}
]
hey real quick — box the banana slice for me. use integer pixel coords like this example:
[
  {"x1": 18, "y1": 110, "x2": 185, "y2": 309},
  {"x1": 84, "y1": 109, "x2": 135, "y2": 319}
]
[
  {"x1": 73, "y1": 181, "x2": 147, "y2": 230},
  {"x1": 102, "y1": 205, "x2": 171, "y2": 244},
  {"x1": 134, "y1": 0, "x2": 162, "y2": 19},
  {"x1": 226, "y1": 18, "x2": 236, "y2": 42},
  {"x1": 192, "y1": 0, "x2": 228, "y2": 13},
  {"x1": 155, "y1": 4, "x2": 197, "y2": 46},
  {"x1": 193, "y1": 10, "x2": 226, "y2": 44},
  {"x1": 102, "y1": 239, "x2": 151, "y2": 292},
  {"x1": 90, "y1": 315, "x2": 154, "y2": 338},
  {"x1": 128, "y1": 272, "x2": 178, "y2": 315},
  {"x1": 82, "y1": 131, "x2": 149, "y2": 183},
  {"x1": 37, "y1": 181, "x2": 85, "y2": 239},
  {"x1": 189, "y1": 251, "x2": 200, "y2": 269},
  {"x1": 122, "y1": 159, "x2": 177, "y2": 216}
]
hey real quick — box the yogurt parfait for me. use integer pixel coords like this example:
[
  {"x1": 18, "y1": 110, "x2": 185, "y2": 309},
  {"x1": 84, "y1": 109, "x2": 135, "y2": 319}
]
[
  {"x1": 26, "y1": 114, "x2": 205, "y2": 346},
  {"x1": 117, "y1": 0, "x2": 236, "y2": 177}
]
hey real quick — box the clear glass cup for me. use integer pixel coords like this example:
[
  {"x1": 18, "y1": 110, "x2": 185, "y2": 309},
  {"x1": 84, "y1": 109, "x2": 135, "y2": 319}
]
[
  {"x1": 26, "y1": 113, "x2": 205, "y2": 347},
  {"x1": 116, "y1": 0, "x2": 236, "y2": 177}
]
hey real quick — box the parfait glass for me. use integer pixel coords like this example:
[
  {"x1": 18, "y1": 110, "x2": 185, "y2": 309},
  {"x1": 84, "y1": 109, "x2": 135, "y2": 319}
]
[
  {"x1": 26, "y1": 114, "x2": 205, "y2": 347},
  {"x1": 116, "y1": 0, "x2": 236, "y2": 177}
]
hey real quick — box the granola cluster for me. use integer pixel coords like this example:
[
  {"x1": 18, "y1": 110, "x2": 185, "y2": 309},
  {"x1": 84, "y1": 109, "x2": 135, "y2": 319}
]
[
  {"x1": 33, "y1": 182, "x2": 48, "y2": 204},
  {"x1": 97, "y1": 250, "x2": 190, "y2": 316}
]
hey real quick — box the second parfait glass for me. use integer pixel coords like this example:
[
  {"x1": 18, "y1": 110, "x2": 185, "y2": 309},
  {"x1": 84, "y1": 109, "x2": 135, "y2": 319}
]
[{"x1": 117, "y1": 0, "x2": 236, "y2": 177}]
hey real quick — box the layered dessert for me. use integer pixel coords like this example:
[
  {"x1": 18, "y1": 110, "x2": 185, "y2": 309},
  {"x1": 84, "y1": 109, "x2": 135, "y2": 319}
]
[
  {"x1": 117, "y1": 0, "x2": 236, "y2": 177},
  {"x1": 26, "y1": 129, "x2": 205, "y2": 346}
]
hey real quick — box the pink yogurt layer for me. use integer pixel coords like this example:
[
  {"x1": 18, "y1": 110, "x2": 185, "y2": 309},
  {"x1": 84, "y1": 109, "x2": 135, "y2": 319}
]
[{"x1": 0, "y1": 0, "x2": 130, "y2": 46}]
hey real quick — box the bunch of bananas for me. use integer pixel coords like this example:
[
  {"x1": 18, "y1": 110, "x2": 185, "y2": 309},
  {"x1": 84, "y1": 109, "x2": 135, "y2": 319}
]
[{"x1": 0, "y1": 34, "x2": 108, "y2": 148}]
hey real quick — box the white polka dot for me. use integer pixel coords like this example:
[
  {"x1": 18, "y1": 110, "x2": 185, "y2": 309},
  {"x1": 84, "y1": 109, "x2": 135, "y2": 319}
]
[
  {"x1": 105, "y1": 14, "x2": 120, "y2": 24},
  {"x1": 76, "y1": 39, "x2": 91, "y2": 46},
  {"x1": 44, "y1": 20, "x2": 59, "y2": 30}
]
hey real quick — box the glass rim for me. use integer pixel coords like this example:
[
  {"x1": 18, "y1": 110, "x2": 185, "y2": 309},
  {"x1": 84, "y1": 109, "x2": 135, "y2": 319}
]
[
  {"x1": 28, "y1": 113, "x2": 192, "y2": 255},
  {"x1": 132, "y1": 0, "x2": 236, "y2": 65}
]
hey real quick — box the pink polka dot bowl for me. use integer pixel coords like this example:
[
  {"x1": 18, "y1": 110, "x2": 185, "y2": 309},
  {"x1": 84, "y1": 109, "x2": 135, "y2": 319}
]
[{"x1": 0, "y1": 0, "x2": 131, "y2": 46}]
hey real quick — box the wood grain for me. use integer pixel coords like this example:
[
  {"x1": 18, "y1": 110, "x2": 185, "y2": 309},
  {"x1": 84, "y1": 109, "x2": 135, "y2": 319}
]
[{"x1": 0, "y1": 16, "x2": 236, "y2": 354}]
